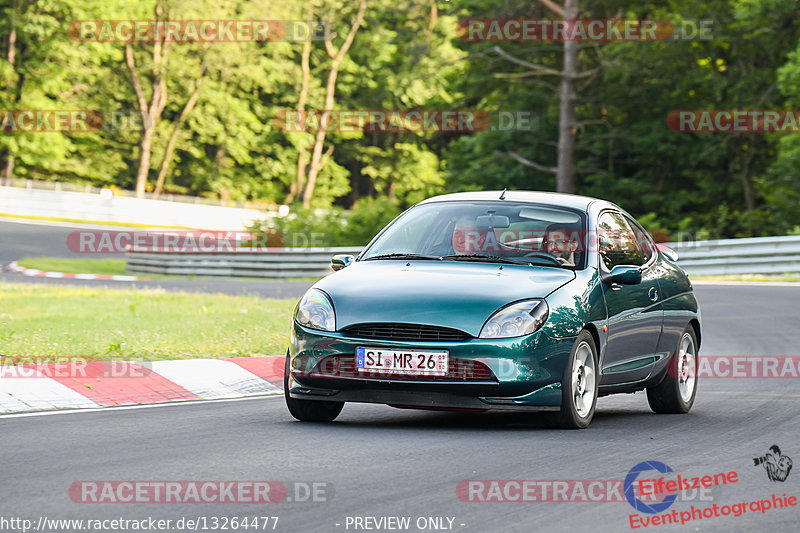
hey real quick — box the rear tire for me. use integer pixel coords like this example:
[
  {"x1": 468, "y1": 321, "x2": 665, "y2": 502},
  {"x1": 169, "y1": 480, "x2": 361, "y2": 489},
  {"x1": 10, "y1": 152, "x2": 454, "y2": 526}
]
[
  {"x1": 284, "y1": 354, "x2": 344, "y2": 422},
  {"x1": 554, "y1": 330, "x2": 599, "y2": 429},
  {"x1": 647, "y1": 326, "x2": 698, "y2": 414}
]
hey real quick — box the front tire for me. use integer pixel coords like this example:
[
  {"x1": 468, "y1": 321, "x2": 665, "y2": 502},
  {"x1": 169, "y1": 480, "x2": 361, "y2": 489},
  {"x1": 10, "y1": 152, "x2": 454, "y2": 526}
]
[
  {"x1": 647, "y1": 326, "x2": 698, "y2": 414},
  {"x1": 554, "y1": 330, "x2": 599, "y2": 429},
  {"x1": 284, "y1": 355, "x2": 344, "y2": 422}
]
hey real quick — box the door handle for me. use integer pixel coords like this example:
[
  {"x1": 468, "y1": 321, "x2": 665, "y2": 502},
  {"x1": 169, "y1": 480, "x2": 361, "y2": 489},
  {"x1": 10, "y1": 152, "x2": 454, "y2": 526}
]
[{"x1": 648, "y1": 287, "x2": 658, "y2": 301}]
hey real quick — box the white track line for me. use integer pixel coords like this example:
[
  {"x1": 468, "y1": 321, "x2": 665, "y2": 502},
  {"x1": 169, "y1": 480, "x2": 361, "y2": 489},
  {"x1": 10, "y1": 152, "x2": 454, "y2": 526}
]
[{"x1": 0, "y1": 393, "x2": 282, "y2": 420}]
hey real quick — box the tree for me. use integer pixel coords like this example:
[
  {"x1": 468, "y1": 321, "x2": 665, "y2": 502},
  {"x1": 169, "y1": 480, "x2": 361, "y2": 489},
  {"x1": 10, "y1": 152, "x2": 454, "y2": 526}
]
[{"x1": 301, "y1": 0, "x2": 367, "y2": 208}]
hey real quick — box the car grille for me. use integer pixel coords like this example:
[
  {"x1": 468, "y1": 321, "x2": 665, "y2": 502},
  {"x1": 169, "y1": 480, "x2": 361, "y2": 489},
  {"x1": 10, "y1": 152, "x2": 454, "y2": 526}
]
[
  {"x1": 303, "y1": 355, "x2": 496, "y2": 382},
  {"x1": 342, "y1": 323, "x2": 471, "y2": 342}
]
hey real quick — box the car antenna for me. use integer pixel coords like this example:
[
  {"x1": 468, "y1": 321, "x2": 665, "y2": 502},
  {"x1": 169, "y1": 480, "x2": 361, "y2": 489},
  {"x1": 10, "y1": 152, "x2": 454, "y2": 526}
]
[{"x1": 499, "y1": 188, "x2": 507, "y2": 200}]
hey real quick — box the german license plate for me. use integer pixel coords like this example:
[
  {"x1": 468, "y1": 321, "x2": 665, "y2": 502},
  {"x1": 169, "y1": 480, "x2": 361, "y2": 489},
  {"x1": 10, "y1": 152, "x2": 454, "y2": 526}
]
[{"x1": 356, "y1": 347, "x2": 449, "y2": 376}]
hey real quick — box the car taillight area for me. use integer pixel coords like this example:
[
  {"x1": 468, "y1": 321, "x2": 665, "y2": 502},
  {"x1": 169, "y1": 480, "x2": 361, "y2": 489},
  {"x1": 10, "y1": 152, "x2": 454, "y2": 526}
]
[{"x1": 293, "y1": 354, "x2": 497, "y2": 382}]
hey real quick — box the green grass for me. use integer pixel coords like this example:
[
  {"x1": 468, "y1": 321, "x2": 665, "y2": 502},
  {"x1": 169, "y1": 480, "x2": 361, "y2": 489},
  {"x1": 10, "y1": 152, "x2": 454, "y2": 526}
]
[
  {"x1": 0, "y1": 283, "x2": 296, "y2": 362},
  {"x1": 690, "y1": 273, "x2": 800, "y2": 282},
  {"x1": 18, "y1": 257, "x2": 128, "y2": 276}
]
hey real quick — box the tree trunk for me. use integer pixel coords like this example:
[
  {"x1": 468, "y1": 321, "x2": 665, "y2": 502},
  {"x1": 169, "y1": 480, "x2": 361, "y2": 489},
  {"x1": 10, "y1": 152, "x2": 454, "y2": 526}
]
[
  {"x1": 0, "y1": 154, "x2": 14, "y2": 183},
  {"x1": 134, "y1": 124, "x2": 154, "y2": 197},
  {"x1": 1, "y1": 28, "x2": 17, "y2": 182},
  {"x1": 215, "y1": 145, "x2": 226, "y2": 176},
  {"x1": 556, "y1": 0, "x2": 578, "y2": 193},
  {"x1": 302, "y1": 0, "x2": 367, "y2": 208},
  {"x1": 428, "y1": 0, "x2": 438, "y2": 35},
  {"x1": 740, "y1": 138, "x2": 756, "y2": 213},
  {"x1": 126, "y1": 5, "x2": 170, "y2": 198},
  {"x1": 154, "y1": 75, "x2": 203, "y2": 198},
  {"x1": 286, "y1": 26, "x2": 313, "y2": 205},
  {"x1": 7, "y1": 28, "x2": 15, "y2": 65}
]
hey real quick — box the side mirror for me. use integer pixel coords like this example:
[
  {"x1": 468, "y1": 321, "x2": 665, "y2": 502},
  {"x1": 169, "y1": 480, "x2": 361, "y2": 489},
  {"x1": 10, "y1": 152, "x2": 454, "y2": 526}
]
[
  {"x1": 604, "y1": 265, "x2": 642, "y2": 285},
  {"x1": 660, "y1": 246, "x2": 679, "y2": 262},
  {"x1": 331, "y1": 254, "x2": 354, "y2": 271}
]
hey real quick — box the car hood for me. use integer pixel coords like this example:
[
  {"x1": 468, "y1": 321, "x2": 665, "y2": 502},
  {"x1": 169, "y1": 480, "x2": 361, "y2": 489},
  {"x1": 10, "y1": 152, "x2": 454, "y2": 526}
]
[{"x1": 314, "y1": 260, "x2": 576, "y2": 337}]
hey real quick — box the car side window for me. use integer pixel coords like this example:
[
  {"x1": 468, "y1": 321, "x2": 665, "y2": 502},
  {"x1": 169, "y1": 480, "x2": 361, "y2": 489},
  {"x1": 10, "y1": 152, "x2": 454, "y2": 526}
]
[
  {"x1": 598, "y1": 212, "x2": 643, "y2": 269},
  {"x1": 624, "y1": 216, "x2": 655, "y2": 264}
]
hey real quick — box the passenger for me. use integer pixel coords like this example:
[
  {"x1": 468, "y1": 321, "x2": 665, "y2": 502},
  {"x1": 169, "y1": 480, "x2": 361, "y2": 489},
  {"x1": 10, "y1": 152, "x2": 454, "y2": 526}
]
[{"x1": 544, "y1": 224, "x2": 580, "y2": 266}]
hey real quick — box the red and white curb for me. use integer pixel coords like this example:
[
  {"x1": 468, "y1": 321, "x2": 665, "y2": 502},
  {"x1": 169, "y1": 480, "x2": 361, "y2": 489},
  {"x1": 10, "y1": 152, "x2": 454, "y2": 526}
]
[
  {"x1": 0, "y1": 356, "x2": 285, "y2": 414},
  {"x1": 5, "y1": 261, "x2": 142, "y2": 281}
]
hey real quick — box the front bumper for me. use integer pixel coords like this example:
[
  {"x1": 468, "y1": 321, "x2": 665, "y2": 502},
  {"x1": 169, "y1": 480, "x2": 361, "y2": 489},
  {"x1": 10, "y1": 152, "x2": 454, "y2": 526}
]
[{"x1": 288, "y1": 323, "x2": 575, "y2": 411}]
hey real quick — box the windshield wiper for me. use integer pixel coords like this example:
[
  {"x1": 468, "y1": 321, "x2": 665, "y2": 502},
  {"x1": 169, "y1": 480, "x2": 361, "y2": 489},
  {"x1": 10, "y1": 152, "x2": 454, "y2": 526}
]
[
  {"x1": 440, "y1": 254, "x2": 531, "y2": 265},
  {"x1": 362, "y1": 253, "x2": 441, "y2": 261}
]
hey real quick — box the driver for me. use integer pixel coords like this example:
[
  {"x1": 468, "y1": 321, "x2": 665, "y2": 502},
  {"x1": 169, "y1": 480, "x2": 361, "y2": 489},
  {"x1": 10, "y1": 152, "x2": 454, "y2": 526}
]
[
  {"x1": 544, "y1": 224, "x2": 580, "y2": 266},
  {"x1": 452, "y1": 217, "x2": 489, "y2": 255}
]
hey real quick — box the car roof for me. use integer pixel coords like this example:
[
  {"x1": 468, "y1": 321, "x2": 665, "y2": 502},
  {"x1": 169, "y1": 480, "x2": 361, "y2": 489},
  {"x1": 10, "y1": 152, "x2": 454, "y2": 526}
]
[{"x1": 416, "y1": 190, "x2": 615, "y2": 212}]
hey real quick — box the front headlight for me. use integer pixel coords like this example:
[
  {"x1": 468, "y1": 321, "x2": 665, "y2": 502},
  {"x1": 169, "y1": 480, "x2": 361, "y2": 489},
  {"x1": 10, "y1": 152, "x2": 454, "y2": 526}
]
[
  {"x1": 479, "y1": 299, "x2": 549, "y2": 338},
  {"x1": 294, "y1": 289, "x2": 336, "y2": 331}
]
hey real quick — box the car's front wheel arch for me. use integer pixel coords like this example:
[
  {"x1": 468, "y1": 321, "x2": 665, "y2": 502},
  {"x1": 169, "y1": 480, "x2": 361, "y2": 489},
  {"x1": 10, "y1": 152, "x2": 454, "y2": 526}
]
[
  {"x1": 582, "y1": 323, "x2": 602, "y2": 365},
  {"x1": 688, "y1": 318, "x2": 701, "y2": 349}
]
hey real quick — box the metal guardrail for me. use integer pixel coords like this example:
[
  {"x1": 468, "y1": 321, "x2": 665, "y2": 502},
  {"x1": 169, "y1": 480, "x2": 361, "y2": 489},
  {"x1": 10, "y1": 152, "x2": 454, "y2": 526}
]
[
  {"x1": 125, "y1": 247, "x2": 363, "y2": 278},
  {"x1": 124, "y1": 236, "x2": 800, "y2": 278},
  {"x1": 668, "y1": 235, "x2": 800, "y2": 276}
]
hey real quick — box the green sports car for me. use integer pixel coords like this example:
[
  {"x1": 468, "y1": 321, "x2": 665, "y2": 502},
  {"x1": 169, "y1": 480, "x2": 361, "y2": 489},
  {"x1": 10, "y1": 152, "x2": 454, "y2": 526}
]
[{"x1": 285, "y1": 191, "x2": 700, "y2": 428}]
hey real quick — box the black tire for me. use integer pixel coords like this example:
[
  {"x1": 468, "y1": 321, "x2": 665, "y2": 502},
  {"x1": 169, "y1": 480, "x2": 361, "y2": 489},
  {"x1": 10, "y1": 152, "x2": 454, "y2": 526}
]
[
  {"x1": 554, "y1": 330, "x2": 599, "y2": 429},
  {"x1": 284, "y1": 354, "x2": 344, "y2": 422},
  {"x1": 647, "y1": 325, "x2": 698, "y2": 414}
]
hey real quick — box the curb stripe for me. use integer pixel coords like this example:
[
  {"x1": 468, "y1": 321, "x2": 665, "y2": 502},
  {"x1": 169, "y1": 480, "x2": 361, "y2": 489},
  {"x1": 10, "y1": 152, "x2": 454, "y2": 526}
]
[
  {"x1": 0, "y1": 357, "x2": 282, "y2": 414},
  {"x1": 7, "y1": 261, "x2": 141, "y2": 281},
  {"x1": 0, "y1": 370, "x2": 100, "y2": 413},
  {"x1": 147, "y1": 359, "x2": 280, "y2": 399},
  {"x1": 41, "y1": 362, "x2": 200, "y2": 406},
  {"x1": 224, "y1": 356, "x2": 285, "y2": 388}
]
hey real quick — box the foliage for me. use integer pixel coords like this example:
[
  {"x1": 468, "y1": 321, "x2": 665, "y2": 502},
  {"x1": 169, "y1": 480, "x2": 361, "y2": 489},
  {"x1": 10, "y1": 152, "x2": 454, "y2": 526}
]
[
  {"x1": 251, "y1": 196, "x2": 402, "y2": 247},
  {"x1": 1, "y1": 0, "x2": 799, "y2": 237}
]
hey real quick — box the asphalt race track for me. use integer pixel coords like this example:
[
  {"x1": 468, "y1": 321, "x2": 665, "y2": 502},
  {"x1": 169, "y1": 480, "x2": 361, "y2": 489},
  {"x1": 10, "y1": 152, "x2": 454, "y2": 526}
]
[
  {"x1": 0, "y1": 219, "x2": 314, "y2": 299},
  {"x1": 2, "y1": 220, "x2": 800, "y2": 532},
  {"x1": 0, "y1": 219, "x2": 82, "y2": 263}
]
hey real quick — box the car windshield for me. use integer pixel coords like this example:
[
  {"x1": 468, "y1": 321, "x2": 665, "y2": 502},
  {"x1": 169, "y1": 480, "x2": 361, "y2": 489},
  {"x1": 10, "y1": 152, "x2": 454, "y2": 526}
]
[{"x1": 360, "y1": 201, "x2": 587, "y2": 269}]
